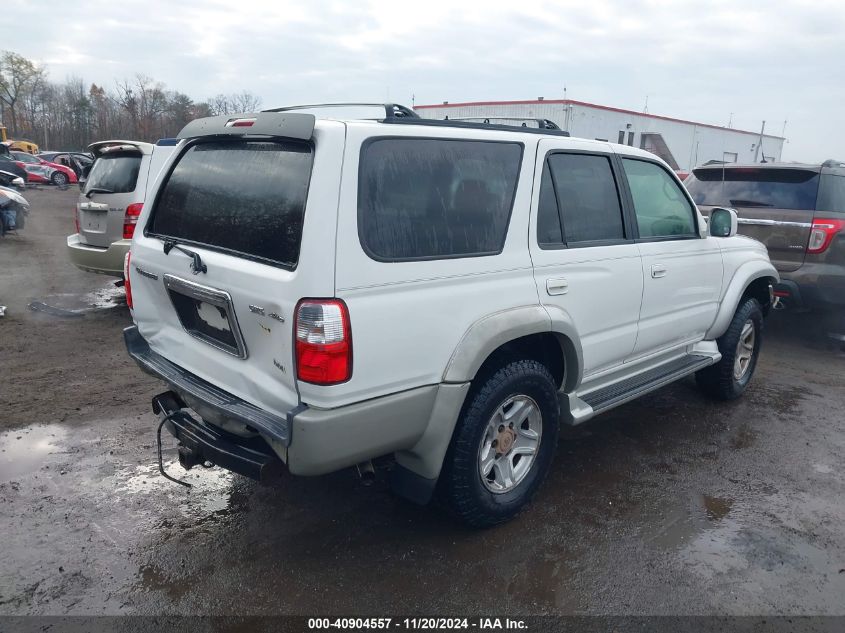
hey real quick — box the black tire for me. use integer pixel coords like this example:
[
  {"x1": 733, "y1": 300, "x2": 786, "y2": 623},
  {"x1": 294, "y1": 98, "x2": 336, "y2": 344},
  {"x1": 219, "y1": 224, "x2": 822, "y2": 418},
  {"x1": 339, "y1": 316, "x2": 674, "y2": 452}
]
[
  {"x1": 696, "y1": 297, "x2": 764, "y2": 400},
  {"x1": 438, "y1": 360, "x2": 560, "y2": 528},
  {"x1": 51, "y1": 171, "x2": 69, "y2": 186}
]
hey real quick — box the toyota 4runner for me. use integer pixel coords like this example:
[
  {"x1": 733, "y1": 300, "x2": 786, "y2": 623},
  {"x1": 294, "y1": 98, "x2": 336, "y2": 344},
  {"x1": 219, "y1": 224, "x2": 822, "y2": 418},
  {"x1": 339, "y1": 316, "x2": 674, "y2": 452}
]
[{"x1": 124, "y1": 104, "x2": 777, "y2": 527}]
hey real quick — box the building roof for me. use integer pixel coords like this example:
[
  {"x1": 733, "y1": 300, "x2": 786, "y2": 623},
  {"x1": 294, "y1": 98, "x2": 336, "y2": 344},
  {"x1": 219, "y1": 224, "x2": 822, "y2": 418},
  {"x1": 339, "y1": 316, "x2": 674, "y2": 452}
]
[{"x1": 415, "y1": 98, "x2": 785, "y2": 140}]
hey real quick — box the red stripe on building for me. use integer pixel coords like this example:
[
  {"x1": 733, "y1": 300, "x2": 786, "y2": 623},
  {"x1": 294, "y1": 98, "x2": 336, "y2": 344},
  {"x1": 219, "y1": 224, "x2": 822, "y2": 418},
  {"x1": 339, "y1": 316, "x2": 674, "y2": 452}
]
[{"x1": 415, "y1": 99, "x2": 784, "y2": 139}]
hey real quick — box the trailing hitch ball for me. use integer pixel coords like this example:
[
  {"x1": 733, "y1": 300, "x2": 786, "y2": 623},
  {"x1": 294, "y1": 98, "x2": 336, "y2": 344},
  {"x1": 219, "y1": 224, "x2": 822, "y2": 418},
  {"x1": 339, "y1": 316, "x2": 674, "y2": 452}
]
[{"x1": 178, "y1": 444, "x2": 203, "y2": 471}]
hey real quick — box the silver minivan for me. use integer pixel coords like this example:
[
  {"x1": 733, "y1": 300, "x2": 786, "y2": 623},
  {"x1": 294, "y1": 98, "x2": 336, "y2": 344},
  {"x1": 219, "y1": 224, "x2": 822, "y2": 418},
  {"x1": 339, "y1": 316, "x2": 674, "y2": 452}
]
[{"x1": 67, "y1": 139, "x2": 174, "y2": 277}]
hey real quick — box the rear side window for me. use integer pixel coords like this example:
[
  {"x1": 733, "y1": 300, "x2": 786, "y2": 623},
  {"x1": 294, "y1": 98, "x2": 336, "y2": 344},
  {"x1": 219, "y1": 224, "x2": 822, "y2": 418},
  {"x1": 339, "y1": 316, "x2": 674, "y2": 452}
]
[
  {"x1": 685, "y1": 167, "x2": 820, "y2": 210},
  {"x1": 359, "y1": 138, "x2": 522, "y2": 260},
  {"x1": 622, "y1": 158, "x2": 697, "y2": 238},
  {"x1": 148, "y1": 140, "x2": 313, "y2": 268},
  {"x1": 542, "y1": 153, "x2": 626, "y2": 244},
  {"x1": 84, "y1": 153, "x2": 142, "y2": 194},
  {"x1": 817, "y1": 174, "x2": 845, "y2": 212}
]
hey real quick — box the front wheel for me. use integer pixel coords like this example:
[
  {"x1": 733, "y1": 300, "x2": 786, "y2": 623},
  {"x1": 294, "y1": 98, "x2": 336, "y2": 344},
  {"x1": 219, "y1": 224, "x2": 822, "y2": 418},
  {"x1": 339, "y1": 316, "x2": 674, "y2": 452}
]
[
  {"x1": 438, "y1": 360, "x2": 560, "y2": 528},
  {"x1": 51, "y1": 171, "x2": 69, "y2": 187},
  {"x1": 696, "y1": 297, "x2": 764, "y2": 400}
]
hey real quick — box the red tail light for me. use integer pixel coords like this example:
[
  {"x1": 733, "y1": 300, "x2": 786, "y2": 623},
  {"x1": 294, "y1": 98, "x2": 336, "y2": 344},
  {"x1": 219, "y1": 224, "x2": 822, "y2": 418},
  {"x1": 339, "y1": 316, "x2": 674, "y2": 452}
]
[
  {"x1": 807, "y1": 218, "x2": 845, "y2": 254},
  {"x1": 295, "y1": 299, "x2": 352, "y2": 385},
  {"x1": 123, "y1": 203, "x2": 143, "y2": 239},
  {"x1": 123, "y1": 252, "x2": 133, "y2": 309}
]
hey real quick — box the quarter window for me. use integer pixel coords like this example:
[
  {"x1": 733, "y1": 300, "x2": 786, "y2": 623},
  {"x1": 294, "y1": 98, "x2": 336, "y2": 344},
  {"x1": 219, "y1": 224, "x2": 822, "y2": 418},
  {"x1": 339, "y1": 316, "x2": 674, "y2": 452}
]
[
  {"x1": 537, "y1": 153, "x2": 626, "y2": 246},
  {"x1": 359, "y1": 139, "x2": 522, "y2": 260},
  {"x1": 622, "y1": 158, "x2": 697, "y2": 238}
]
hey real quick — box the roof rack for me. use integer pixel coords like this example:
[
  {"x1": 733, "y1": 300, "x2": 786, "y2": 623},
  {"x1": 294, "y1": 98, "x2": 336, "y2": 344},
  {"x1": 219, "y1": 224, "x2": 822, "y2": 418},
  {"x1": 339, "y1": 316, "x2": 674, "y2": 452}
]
[
  {"x1": 263, "y1": 103, "x2": 419, "y2": 119},
  {"x1": 382, "y1": 117, "x2": 572, "y2": 137},
  {"x1": 444, "y1": 116, "x2": 561, "y2": 131}
]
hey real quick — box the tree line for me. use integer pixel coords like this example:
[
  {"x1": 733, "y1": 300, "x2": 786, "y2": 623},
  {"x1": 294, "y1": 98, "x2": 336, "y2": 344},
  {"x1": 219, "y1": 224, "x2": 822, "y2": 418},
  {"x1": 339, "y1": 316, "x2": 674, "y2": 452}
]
[{"x1": 0, "y1": 50, "x2": 263, "y2": 151}]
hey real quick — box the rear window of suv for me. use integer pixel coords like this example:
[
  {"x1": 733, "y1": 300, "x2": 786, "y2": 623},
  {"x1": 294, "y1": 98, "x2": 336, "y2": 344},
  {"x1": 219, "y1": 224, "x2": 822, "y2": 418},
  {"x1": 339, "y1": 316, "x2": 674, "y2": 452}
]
[
  {"x1": 359, "y1": 138, "x2": 522, "y2": 260},
  {"x1": 148, "y1": 140, "x2": 313, "y2": 268},
  {"x1": 685, "y1": 167, "x2": 820, "y2": 210},
  {"x1": 84, "y1": 153, "x2": 142, "y2": 194}
]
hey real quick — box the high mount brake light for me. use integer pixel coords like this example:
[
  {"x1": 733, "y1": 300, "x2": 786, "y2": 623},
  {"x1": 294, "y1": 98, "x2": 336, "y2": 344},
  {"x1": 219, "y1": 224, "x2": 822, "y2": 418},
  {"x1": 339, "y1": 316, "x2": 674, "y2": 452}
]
[
  {"x1": 225, "y1": 118, "x2": 256, "y2": 128},
  {"x1": 123, "y1": 203, "x2": 143, "y2": 239},
  {"x1": 807, "y1": 218, "x2": 845, "y2": 254},
  {"x1": 294, "y1": 299, "x2": 352, "y2": 385}
]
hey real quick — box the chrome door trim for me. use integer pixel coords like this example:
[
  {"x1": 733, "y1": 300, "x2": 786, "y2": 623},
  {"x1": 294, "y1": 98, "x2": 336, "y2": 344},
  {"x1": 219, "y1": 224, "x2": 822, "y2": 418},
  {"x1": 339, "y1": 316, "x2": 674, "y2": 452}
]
[{"x1": 737, "y1": 218, "x2": 812, "y2": 228}]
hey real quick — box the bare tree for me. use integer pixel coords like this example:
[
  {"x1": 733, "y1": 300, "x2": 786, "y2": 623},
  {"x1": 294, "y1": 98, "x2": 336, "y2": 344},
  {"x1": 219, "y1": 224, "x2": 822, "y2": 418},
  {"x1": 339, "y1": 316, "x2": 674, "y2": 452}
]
[{"x1": 0, "y1": 51, "x2": 46, "y2": 136}]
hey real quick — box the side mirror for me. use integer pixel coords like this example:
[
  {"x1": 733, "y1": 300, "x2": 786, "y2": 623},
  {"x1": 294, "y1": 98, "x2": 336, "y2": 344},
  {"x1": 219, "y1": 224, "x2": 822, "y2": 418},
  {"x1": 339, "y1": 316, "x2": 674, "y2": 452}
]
[{"x1": 709, "y1": 207, "x2": 738, "y2": 238}]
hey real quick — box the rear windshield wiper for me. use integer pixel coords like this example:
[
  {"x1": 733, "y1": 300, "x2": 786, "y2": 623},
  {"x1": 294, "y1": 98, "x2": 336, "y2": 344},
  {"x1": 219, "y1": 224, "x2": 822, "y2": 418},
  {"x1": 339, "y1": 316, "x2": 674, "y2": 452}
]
[
  {"x1": 85, "y1": 187, "x2": 114, "y2": 198},
  {"x1": 162, "y1": 238, "x2": 207, "y2": 274},
  {"x1": 729, "y1": 198, "x2": 773, "y2": 208}
]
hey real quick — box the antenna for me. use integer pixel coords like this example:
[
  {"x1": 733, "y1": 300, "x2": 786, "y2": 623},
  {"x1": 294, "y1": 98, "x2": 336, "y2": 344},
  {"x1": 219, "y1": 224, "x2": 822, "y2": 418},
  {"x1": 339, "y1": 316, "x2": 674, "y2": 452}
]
[
  {"x1": 727, "y1": 113, "x2": 733, "y2": 128},
  {"x1": 411, "y1": 93, "x2": 415, "y2": 108},
  {"x1": 643, "y1": 95, "x2": 649, "y2": 114}
]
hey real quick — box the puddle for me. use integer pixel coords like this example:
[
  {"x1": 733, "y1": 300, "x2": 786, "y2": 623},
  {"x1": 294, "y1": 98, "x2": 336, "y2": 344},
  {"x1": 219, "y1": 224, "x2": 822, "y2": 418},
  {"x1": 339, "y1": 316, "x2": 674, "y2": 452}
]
[
  {"x1": 640, "y1": 493, "x2": 735, "y2": 549},
  {"x1": 115, "y1": 460, "x2": 235, "y2": 516},
  {"x1": 0, "y1": 424, "x2": 68, "y2": 481},
  {"x1": 27, "y1": 285, "x2": 126, "y2": 318},
  {"x1": 703, "y1": 494, "x2": 734, "y2": 521}
]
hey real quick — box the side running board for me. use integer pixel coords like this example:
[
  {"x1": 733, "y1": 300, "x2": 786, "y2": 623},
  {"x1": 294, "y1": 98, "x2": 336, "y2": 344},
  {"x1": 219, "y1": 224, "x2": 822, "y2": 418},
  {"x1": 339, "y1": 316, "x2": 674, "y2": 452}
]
[{"x1": 581, "y1": 355, "x2": 715, "y2": 414}]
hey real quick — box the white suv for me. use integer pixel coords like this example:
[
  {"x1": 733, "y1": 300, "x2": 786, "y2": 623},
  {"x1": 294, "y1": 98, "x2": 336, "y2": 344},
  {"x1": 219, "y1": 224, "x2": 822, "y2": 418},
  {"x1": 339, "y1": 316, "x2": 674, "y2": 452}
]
[{"x1": 124, "y1": 104, "x2": 777, "y2": 527}]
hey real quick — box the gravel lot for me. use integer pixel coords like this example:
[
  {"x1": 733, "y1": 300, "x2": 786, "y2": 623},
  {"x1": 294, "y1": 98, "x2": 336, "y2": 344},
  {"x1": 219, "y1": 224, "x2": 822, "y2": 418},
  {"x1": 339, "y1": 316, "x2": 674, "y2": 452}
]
[{"x1": 1, "y1": 188, "x2": 844, "y2": 618}]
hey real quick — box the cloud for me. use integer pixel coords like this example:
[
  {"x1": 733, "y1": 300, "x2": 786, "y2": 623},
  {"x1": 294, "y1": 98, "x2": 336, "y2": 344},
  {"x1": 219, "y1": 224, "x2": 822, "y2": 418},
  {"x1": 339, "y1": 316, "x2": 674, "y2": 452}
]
[{"x1": 1, "y1": 0, "x2": 842, "y2": 161}]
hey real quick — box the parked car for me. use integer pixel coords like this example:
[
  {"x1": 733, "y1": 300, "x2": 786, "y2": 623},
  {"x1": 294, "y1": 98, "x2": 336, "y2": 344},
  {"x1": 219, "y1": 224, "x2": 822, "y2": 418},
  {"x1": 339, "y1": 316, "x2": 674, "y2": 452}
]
[
  {"x1": 0, "y1": 154, "x2": 28, "y2": 182},
  {"x1": 66, "y1": 139, "x2": 174, "y2": 277},
  {"x1": 0, "y1": 169, "x2": 26, "y2": 190},
  {"x1": 124, "y1": 105, "x2": 777, "y2": 527},
  {"x1": 2, "y1": 139, "x2": 40, "y2": 154},
  {"x1": 10, "y1": 150, "x2": 78, "y2": 186},
  {"x1": 685, "y1": 161, "x2": 845, "y2": 318},
  {"x1": 38, "y1": 151, "x2": 94, "y2": 180},
  {"x1": 0, "y1": 185, "x2": 30, "y2": 236}
]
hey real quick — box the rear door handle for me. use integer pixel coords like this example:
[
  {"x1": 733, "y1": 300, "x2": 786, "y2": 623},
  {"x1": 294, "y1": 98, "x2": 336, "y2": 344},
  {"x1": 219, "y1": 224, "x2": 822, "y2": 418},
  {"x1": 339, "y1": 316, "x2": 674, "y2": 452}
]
[
  {"x1": 546, "y1": 278, "x2": 569, "y2": 295},
  {"x1": 651, "y1": 264, "x2": 667, "y2": 278}
]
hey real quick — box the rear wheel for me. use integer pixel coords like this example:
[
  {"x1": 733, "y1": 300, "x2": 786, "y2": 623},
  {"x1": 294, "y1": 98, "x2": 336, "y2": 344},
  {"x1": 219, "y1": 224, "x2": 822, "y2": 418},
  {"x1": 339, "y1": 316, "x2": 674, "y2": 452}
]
[
  {"x1": 438, "y1": 360, "x2": 559, "y2": 528},
  {"x1": 51, "y1": 171, "x2": 69, "y2": 187},
  {"x1": 696, "y1": 297, "x2": 763, "y2": 400}
]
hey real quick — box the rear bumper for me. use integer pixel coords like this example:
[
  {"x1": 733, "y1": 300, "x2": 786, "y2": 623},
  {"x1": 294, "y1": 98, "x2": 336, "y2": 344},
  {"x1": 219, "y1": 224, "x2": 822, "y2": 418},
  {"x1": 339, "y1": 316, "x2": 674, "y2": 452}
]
[
  {"x1": 124, "y1": 326, "x2": 448, "y2": 479},
  {"x1": 124, "y1": 326, "x2": 293, "y2": 445},
  {"x1": 779, "y1": 263, "x2": 845, "y2": 310},
  {"x1": 67, "y1": 234, "x2": 128, "y2": 277}
]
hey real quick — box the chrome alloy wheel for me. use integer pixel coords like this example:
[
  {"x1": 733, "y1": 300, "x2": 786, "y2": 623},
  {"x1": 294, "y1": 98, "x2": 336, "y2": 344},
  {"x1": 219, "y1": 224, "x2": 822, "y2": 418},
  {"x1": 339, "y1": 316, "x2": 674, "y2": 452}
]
[
  {"x1": 478, "y1": 395, "x2": 542, "y2": 494},
  {"x1": 733, "y1": 319, "x2": 756, "y2": 380}
]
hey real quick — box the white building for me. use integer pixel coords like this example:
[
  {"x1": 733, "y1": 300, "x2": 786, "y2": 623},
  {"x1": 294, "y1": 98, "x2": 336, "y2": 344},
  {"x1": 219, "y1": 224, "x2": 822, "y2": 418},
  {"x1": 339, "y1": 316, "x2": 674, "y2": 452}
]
[{"x1": 415, "y1": 98, "x2": 785, "y2": 173}]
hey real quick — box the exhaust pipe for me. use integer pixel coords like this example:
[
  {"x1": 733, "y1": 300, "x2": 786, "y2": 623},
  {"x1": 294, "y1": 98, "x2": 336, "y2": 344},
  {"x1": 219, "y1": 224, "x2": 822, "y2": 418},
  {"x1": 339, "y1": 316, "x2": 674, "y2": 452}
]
[{"x1": 356, "y1": 460, "x2": 376, "y2": 485}]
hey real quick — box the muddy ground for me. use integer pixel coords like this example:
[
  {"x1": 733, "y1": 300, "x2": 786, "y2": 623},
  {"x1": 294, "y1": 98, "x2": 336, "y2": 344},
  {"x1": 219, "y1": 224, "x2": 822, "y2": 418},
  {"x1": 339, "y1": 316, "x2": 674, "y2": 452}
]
[{"x1": 1, "y1": 188, "x2": 844, "y2": 618}]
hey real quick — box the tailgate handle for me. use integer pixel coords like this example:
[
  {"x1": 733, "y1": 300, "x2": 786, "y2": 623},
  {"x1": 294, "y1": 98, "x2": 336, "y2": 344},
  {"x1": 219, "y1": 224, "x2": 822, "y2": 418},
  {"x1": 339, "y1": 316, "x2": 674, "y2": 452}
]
[{"x1": 79, "y1": 202, "x2": 109, "y2": 211}]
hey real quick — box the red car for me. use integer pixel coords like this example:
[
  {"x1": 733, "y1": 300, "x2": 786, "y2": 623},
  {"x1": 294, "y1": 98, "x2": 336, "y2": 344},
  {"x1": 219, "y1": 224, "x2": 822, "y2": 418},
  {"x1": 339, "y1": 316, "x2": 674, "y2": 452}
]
[{"x1": 10, "y1": 150, "x2": 78, "y2": 186}]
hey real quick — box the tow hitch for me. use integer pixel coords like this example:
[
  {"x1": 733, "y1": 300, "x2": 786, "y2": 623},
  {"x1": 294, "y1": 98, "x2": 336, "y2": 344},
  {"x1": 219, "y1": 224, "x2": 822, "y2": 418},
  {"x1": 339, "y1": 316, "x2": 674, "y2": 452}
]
[{"x1": 151, "y1": 390, "x2": 283, "y2": 486}]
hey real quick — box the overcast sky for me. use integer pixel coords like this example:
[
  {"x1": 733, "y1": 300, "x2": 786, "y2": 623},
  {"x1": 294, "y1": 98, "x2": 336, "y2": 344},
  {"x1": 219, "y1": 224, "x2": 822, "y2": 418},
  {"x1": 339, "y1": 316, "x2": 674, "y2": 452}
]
[{"x1": 3, "y1": 0, "x2": 843, "y2": 162}]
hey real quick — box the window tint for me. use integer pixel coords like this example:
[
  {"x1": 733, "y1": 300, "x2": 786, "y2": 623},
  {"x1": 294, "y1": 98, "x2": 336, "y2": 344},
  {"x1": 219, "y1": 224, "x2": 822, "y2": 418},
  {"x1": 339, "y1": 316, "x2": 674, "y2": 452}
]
[
  {"x1": 359, "y1": 139, "x2": 522, "y2": 260},
  {"x1": 149, "y1": 140, "x2": 313, "y2": 268},
  {"x1": 685, "y1": 167, "x2": 820, "y2": 210},
  {"x1": 536, "y1": 162, "x2": 562, "y2": 245},
  {"x1": 84, "y1": 153, "x2": 142, "y2": 194},
  {"x1": 13, "y1": 152, "x2": 38, "y2": 164},
  {"x1": 547, "y1": 153, "x2": 625, "y2": 243},
  {"x1": 622, "y1": 158, "x2": 697, "y2": 238}
]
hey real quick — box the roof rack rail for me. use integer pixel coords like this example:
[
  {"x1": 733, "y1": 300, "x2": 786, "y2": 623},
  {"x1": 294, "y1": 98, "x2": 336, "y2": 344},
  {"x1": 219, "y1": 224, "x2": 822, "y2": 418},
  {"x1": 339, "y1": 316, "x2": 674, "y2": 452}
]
[
  {"x1": 382, "y1": 117, "x2": 571, "y2": 137},
  {"x1": 444, "y1": 116, "x2": 561, "y2": 131},
  {"x1": 262, "y1": 103, "x2": 419, "y2": 119},
  {"x1": 822, "y1": 159, "x2": 845, "y2": 168}
]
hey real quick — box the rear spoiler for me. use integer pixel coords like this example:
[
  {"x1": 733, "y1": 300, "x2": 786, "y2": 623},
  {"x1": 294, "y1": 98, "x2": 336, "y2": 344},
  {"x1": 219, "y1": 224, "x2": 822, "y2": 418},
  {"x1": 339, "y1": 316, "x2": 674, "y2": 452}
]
[{"x1": 177, "y1": 112, "x2": 315, "y2": 141}]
